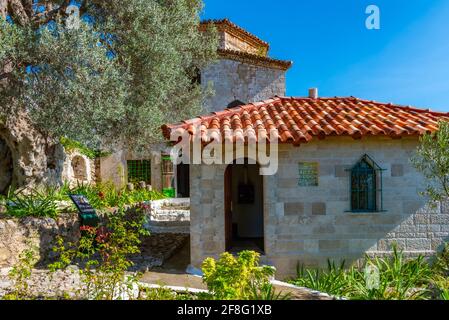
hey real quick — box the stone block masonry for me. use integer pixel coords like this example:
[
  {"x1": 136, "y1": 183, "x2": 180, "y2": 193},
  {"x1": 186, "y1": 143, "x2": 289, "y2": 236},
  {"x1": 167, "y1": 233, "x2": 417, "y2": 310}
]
[
  {"x1": 202, "y1": 59, "x2": 286, "y2": 112},
  {"x1": 189, "y1": 136, "x2": 449, "y2": 278}
]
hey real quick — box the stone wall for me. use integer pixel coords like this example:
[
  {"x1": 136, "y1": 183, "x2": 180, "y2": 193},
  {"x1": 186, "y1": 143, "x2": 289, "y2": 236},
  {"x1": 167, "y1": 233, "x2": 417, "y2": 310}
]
[
  {"x1": 0, "y1": 214, "x2": 79, "y2": 267},
  {"x1": 201, "y1": 59, "x2": 286, "y2": 112},
  {"x1": 189, "y1": 136, "x2": 449, "y2": 278}
]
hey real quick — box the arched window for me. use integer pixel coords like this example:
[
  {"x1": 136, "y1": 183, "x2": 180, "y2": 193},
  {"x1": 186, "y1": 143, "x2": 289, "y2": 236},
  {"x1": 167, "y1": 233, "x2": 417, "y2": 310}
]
[{"x1": 350, "y1": 155, "x2": 384, "y2": 212}]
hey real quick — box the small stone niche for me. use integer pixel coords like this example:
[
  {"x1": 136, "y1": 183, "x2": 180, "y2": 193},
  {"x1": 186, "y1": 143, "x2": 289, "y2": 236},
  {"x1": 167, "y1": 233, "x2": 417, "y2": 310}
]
[{"x1": 71, "y1": 155, "x2": 88, "y2": 181}]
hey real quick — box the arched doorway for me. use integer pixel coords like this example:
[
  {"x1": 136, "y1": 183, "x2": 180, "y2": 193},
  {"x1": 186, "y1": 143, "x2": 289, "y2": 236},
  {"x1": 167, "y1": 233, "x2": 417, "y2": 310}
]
[
  {"x1": 0, "y1": 137, "x2": 13, "y2": 195},
  {"x1": 225, "y1": 159, "x2": 264, "y2": 253}
]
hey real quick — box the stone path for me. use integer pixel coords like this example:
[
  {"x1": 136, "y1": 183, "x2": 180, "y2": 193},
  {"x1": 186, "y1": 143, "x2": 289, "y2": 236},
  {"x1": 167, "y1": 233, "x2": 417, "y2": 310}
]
[
  {"x1": 129, "y1": 233, "x2": 189, "y2": 272},
  {"x1": 140, "y1": 241, "x2": 335, "y2": 300}
]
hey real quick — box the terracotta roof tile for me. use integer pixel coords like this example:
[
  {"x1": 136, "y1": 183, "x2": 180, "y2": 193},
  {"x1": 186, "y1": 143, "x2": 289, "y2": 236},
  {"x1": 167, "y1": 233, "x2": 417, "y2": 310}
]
[{"x1": 162, "y1": 97, "x2": 449, "y2": 145}]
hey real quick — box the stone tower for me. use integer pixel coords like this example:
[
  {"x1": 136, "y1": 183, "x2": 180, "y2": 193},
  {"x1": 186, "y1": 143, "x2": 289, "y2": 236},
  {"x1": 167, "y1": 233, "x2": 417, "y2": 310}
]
[{"x1": 200, "y1": 19, "x2": 292, "y2": 112}]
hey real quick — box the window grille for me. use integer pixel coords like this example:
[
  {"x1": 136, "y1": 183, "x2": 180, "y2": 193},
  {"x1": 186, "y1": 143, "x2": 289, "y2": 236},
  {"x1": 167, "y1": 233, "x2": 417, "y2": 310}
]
[
  {"x1": 348, "y1": 155, "x2": 385, "y2": 212},
  {"x1": 127, "y1": 160, "x2": 151, "y2": 184}
]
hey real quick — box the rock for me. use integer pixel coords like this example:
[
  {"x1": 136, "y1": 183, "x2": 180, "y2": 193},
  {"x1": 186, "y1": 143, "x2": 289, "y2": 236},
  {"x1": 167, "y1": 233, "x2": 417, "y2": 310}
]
[
  {"x1": 0, "y1": 248, "x2": 11, "y2": 264},
  {"x1": 138, "y1": 181, "x2": 146, "y2": 189}
]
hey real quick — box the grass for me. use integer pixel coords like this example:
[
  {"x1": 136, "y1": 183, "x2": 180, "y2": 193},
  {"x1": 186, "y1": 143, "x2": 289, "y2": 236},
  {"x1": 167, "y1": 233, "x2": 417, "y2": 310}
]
[{"x1": 290, "y1": 244, "x2": 448, "y2": 300}]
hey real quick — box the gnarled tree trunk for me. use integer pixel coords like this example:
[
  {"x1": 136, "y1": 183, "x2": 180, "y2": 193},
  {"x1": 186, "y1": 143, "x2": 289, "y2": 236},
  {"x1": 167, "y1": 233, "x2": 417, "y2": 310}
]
[{"x1": 1, "y1": 1, "x2": 70, "y2": 190}]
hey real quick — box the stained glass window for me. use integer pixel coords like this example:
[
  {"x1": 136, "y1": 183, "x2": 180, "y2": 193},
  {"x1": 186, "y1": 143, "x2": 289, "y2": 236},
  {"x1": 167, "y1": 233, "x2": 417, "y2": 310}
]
[{"x1": 298, "y1": 162, "x2": 319, "y2": 187}]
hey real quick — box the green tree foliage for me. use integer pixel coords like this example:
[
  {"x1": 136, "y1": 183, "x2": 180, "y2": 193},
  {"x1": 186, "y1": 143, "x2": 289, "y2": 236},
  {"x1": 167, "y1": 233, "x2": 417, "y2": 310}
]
[
  {"x1": 411, "y1": 120, "x2": 449, "y2": 202},
  {"x1": 0, "y1": 0, "x2": 217, "y2": 152}
]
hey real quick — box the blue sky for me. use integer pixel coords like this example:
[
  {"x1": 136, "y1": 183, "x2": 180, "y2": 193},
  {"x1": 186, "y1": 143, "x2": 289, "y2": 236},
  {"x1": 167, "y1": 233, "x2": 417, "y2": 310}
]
[{"x1": 202, "y1": 0, "x2": 449, "y2": 111}]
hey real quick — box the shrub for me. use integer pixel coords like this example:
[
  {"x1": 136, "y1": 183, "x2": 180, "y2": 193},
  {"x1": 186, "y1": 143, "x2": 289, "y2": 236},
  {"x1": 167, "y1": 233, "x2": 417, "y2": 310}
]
[
  {"x1": 2, "y1": 242, "x2": 38, "y2": 300},
  {"x1": 49, "y1": 206, "x2": 150, "y2": 300},
  {"x1": 63, "y1": 181, "x2": 165, "y2": 209},
  {"x1": 201, "y1": 250, "x2": 277, "y2": 300}
]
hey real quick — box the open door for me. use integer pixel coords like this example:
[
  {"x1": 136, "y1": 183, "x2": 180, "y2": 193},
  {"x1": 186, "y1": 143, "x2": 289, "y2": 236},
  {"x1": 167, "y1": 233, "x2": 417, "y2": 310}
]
[
  {"x1": 176, "y1": 163, "x2": 190, "y2": 198},
  {"x1": 224, "y1": 159, "x2": 264, "y2": 254}
]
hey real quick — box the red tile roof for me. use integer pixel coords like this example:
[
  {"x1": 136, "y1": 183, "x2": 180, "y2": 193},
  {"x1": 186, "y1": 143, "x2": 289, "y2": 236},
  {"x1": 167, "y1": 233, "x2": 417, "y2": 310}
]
[{"x1": 162, "y1": 97, "x2": 449, "y2": 146}]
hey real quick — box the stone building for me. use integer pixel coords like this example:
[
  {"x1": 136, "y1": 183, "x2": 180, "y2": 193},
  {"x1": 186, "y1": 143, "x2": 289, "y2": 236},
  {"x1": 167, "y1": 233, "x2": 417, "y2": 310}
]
[
  {"x1": 200, "y1": 19, "x2": 291, "y2": 112},
  {"x1": 162, "y1": 94, "x2": 449, "y2": 277},
  {"x1": 98, "y1": 19, "x2": 292, "y2": 195}
]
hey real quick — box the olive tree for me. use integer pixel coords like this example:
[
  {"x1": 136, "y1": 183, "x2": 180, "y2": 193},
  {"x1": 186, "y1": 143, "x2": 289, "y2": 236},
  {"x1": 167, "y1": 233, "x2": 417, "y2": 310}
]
[
  {"x1": 0, "y1": 0, "x2": 217, "y2": 152},
  {"x1": 412, "y1": 120, "x2": 449, "y2": 202}
]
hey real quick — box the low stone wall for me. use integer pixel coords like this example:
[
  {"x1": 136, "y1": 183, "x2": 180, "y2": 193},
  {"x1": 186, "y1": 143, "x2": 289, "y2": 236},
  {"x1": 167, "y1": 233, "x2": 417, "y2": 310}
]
[
  {"x1": 0, "y1": 214, "x2": 80, "y2": 268},
  {"x1": 145, "y1": 199, "x2": 190, "y2": 234}
]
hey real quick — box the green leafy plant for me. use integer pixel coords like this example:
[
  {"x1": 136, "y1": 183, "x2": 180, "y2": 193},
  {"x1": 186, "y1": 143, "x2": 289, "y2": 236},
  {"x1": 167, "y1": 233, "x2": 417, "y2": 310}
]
[
  {"x1": 1, "y1": 0, "x2": 218, "y2": 152},
  {"x1": 68, "y1": 181, "x2": 165, "y2": 209},
  {"x1": 137, "y1": 286, "x2": 195, "y2": 300},
  {"x1": 293, "y1": 260, "x2": 350, "y2": 297},
  {"x1": 249, "y1": 283, "x2": 291, "y2": 300},
  {"x1": 3, "y1": 242, "x2": 38, "y2": 300},
  {"x1": 4, "y1": 188, "x2": 60, "y2": 218},
  {"x1": 291, "y1": 245, "x2": 433, "y2": 300},
  {"x1": 350, "y1": 248, "x2": 431, "y2": 300},
  {"x1": 49, "y1": 205, "x2": 150, "y2": 300},
  {"x1": 202, "y1": 250, "x2": 277, "y2": 300}
]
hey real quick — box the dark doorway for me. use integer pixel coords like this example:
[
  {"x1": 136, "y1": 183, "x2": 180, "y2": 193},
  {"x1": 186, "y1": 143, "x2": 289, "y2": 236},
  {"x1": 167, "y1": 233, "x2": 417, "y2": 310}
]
[
  {"x1": 0, "y1": 137, "x2": 13, "y2": 195},
  {"x1": 225, "y1": 159, "x2": 264, "y2": 254},
  {"x1": 177, "y1": 164, "x2": 190, "y2": 198}
]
